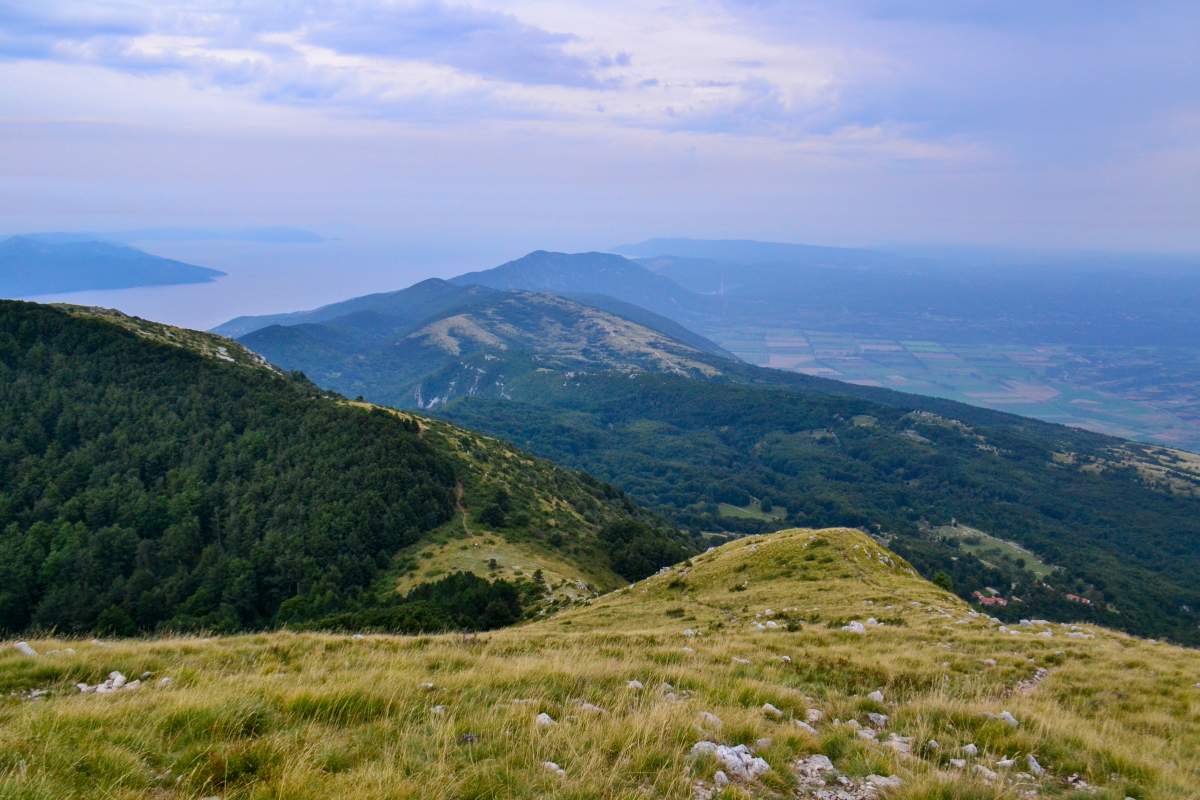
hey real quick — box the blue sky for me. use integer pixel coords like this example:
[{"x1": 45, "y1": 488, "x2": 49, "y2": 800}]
[{"x1": 1, "y1": 0, "x2": 1197, "y2": 253}]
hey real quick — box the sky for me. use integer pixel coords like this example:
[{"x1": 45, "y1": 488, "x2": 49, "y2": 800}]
[{"x1": 1, "y1": 0, "x2": 1199, "y2": 259}]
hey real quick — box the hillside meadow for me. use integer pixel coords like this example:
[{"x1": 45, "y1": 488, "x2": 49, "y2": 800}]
[{"x1": 2, "y1": 529, "x2": 1197, "y2": 799}]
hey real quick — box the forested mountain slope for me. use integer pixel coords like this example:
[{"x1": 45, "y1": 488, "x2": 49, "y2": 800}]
[
  {"x1": 443, "y1": 370, "x2": 1200, "y2": 643},
  {"x1": 0, "y1": 301, "x2": 687, "y2": 635}
]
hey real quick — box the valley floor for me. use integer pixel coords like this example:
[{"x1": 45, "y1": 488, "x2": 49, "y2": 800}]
[{"x1": 2, "y1": 529, "x2": 1197, "y2": 799}]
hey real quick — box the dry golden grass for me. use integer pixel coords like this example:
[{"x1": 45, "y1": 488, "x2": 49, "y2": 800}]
[{"x1": 2, "y1": 529, "x2": 1197, "y2": 799}]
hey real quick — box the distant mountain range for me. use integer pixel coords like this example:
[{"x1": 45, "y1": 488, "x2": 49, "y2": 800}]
[
  {"x1": 228, "y1": 280, "x2": 730, "y2": 409},
  {"x1": 215, "y1": 251, "x2": 1200, "y2": 644},
  {"x1": 0, "y1": 235, "x2": 225, "y2": 297}
]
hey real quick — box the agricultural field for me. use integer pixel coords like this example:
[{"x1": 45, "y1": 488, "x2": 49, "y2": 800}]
[
  {"x1": 933, "y1": 524, "x2": 1058, "y2": 580},
  {"x1": 705, "y1": 324, "x2": 1200, "y2": 451},
  {"x1": 3, "y1": 528, "x2": 1198, "y2": 800}
]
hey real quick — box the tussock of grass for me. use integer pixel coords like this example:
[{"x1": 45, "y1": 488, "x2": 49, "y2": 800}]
[{"x1": 2, "y1": 528, "x2": 1197, "y2": 799}]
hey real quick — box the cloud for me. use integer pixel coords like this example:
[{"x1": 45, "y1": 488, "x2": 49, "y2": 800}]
[
  {"x1": 0, "y1": 0, "x2": 1196, "y2": 253},
  {"x1": 301, "y1": 2, "x2": 618, "y2": 88},
  {"x1": 0, "y1": 1, "x2": 626, "y2": 90}
]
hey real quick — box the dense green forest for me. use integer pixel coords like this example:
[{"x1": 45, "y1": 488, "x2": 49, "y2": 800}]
[
  {"x1": 441, "y1": 371, "x2": 1200, "y2": 644},
  {"x1": 0, "y1": 302, "x2": 686, "y2": 635}
]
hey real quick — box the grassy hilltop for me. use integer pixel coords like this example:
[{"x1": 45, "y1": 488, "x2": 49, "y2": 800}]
[{"x1": 3, "y1": 528, "x2": 1197, "y2": 800}]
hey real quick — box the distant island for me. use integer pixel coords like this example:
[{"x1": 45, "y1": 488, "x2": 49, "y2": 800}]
[{"x1": 0, "y1": 235, "x2": 225, "y2": 297}]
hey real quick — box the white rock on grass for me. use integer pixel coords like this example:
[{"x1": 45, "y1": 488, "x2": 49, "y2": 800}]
[
  {"x1": 14, "y1": 641, "x2": 37, "y2": 657},
  {"x1": 996, "y1": 757, "x2": 1016, "y2": 769},
  {"x1": 431, "y1": 705, "x2": 447, "y2": 716},
  {"x1": 867, "y1": 690, "x2": 885, "y2": 703},
  {"x1": 535, "y1": 712, "x2": 556, "y2": 727},
  {"x1": 973, "y1": 764, "x2": 998, "y2": 781},
  {"x1": 792, "y1": 753, "x2": 835, "y2": 780},
  {"x1": 998, "y1": 710, "x2": 1020, "y2": 727},
  {"x1": 842, "y1": 621, "x2": 866, "y2": 634},
  {"x1": 780, "y1": 655, "x2": 792, "y2": 664},
  {"x1": 157, "y1": 677, "x2": 173, "y2": 689},
  {"x1": 690, "y1": 742, "x2": 770, "y2": 782},
  {"x1": 867, "y1": 712, "x2": 888, "y2": 727},
  {"x1": 90, "y1": 671, "x2": 134, "y2": 695},
  {"x1": 805, "y1": 708, "x2": 823, "y2": 724},
  {"x1": 949, "y1": 758, "x2": 966, "y2": 768},
  {"x1": 762, "y1": 703, "x2": 784, "y2": 719},
  {"x1": 731, "y1": 657, "x2": 751, "y2": 665},
  {"x1": 683, "y1": 628, "x2": 698, "y2": 637},
  {"x1": 793, "y1": 720, "x2": 817, "y2": 735},
  {"x1": 542, "y1": 761, "x2": 566, "y2": 778},
  {"x1": 1026, "y1": 754, "x2": 1045, "y2": 776},
  {"x1": 866, "y1": 775, "x2": 902, "y2": 789},
  {"x1": 713, "y1": 770, "x2": 729, "y2": 787},
  {"x1": 698, "y1": 711, "x2": 723, "y2": 728},
  {"x1": 577, "y1": 702, "x2": 606, "y2": 714},
  {"x1": 961, "y1": 743, "x2": 979, "y2": 757},
  {"x1": 627, "y1": 680, "x2": 644, "y2": 690},
  {"x1": 755, "y1": 737, "x2": 773, "y2": 750}
]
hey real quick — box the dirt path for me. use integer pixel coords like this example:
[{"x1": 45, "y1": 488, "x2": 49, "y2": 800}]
[{"x1": 455, "y1": 481, "x2": 471, "y2": 537}]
